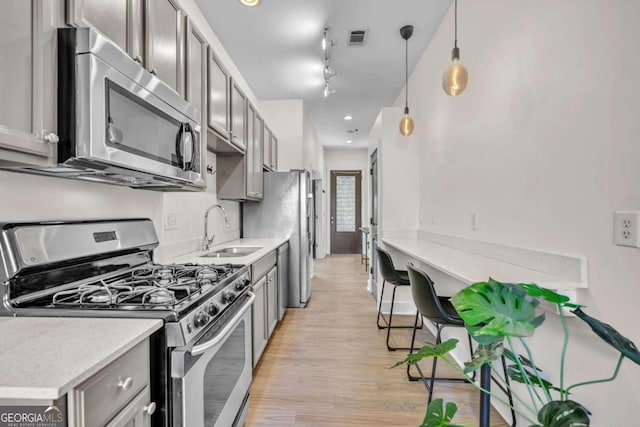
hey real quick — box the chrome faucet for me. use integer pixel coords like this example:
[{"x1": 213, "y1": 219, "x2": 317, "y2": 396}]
[{"x1": 203, "y1": 204, "x2": 231, "y2": 251}]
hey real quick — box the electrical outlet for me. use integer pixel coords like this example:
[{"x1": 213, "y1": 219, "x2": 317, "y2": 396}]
[
  {"x1": 613, "y1": 211, "x2": 640, "y2": 248},
  {"x1": 164, "y1": 213, "x2": 178, "y2": 231},
  {"x1": 471, "y1": 212, "x2": 479, "y2": 231}
]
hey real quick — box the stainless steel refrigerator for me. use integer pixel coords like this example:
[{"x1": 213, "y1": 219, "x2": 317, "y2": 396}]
[{"x1": 243, "y1": 171, "x2": 313, "y2": 312}]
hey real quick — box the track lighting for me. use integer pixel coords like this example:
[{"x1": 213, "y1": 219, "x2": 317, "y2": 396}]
[{"x1": 322, "y1": 27, "x2": 337, "y2": 97}]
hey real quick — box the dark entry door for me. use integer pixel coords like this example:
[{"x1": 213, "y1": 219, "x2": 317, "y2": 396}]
[{"x1": 330, "y1": 170, "x2": 362, "y2": 254}]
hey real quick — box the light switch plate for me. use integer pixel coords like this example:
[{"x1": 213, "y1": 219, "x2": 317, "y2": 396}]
[{"x1": 613, "y1": 211, "x2": 640, "y2": 248}]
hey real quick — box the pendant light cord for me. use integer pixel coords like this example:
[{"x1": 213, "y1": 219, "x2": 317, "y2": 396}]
[
  {"x1": 405, "y1": 36, "x2": 409, "y2": 109},
  {"x1": 454, "y1": 0, "x2": 458, "y2": 49}
]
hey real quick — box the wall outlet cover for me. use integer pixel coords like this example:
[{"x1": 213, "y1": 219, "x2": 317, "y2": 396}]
[
  {"x1": 613, "y1": 211, "x2": 640, "y2": 248},
  {"x1": 165, "y1": 213, "x2": 178, "y2": 231}
]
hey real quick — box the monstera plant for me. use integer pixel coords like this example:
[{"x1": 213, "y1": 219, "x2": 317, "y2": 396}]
[{"x1": 393, "y1": 279, "x2": 640, "y2": 427}]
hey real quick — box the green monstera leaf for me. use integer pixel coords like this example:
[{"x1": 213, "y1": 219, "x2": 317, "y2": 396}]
[
  {"x1": 391, "y1": 339, "x2": 458, "y2": 369},
  {"x1": 452, "y1": 279, "x2": 545, "y2": 339},
  {"x1": 537, "y1": 400, "x2": 590, "y2": 427},
  {"x1": 518, "y1": 284, "x2": 581, "y2": 309},
  {"x1": 420, "y1": 399, "x2": 463, "y2": 427},
  {"x1": 463, "y1": 341, "x2": 504, "y2": 374},
  {"x1": 572, "y1": 308, "x2": 640, "y2": 365}
]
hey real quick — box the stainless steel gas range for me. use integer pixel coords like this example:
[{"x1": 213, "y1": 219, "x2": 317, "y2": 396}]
[{"x1": 0, "y1": 218, "x2": 253, "y2": 427}]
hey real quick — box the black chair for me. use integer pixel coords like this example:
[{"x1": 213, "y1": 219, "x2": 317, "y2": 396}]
[
  {"x1": 406, "y1": 264, "x2": 516, "y2": 426},
  {"x1": 376, "y1": 246, "x2": 422, "y2": 351}
]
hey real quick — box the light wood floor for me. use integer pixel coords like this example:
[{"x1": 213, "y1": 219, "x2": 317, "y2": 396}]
[{"x1": 246, "y1": 254, "x2": 508, "y2": 427}]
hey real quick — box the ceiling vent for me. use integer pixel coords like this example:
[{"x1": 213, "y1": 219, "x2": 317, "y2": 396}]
[{"x1": 348, "y1": 30, "x2": 367, "y2": 46}]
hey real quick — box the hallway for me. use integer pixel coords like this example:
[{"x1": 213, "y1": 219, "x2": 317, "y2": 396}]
[{"x1": 246, "y1": 254, "x2": 508, "y2": 427}]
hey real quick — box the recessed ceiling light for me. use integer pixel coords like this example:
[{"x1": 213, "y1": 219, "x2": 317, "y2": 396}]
[
  {"x1": 240, "y1": 0, "x2": 261, "y2": 6},
  {"x1": 346, "y1": 140, "x2": 353, "y2": 144},
  {"x1": 344, "y1": 115, "x2": 353, "y2": 121}
]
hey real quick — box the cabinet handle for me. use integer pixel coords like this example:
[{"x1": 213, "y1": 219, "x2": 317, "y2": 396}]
[
  {"x1": 134, "y1": 55, "x2": 143, "y2": 64},
  {"x1": 117, "y1": 377, "x2": 133, "y2": 391},
  {"x1": 43, "y1": 133, "x2": 59, "y2": 144},
  {"x1": 150, "y1": 68, "x2": 158, "y2": 75},
  {"x1": 143, "y1": 402, "x2": 157, "y2": 416}
]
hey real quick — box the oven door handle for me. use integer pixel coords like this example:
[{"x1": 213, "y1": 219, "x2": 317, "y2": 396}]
[{"x1": 191, "y1": 292, "x2": 255, "y2": 356}]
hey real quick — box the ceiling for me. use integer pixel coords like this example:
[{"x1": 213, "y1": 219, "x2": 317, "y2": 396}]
[{"x1": 195, "y1": 0, "x2": 453, "y2": 149}]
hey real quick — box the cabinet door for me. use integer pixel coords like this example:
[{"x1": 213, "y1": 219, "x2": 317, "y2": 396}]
[
  {"x1": 185, "y1": 18, "x2": 207, "y2": 187},
  {"x1": 67, "y1": 0, "x2": 142, "y2": 61},
  {"x1": 246, "y1": 103, "x2": 255, "y2": 198},
  {"x1": 207, "y1": 49, "x2": 230, "y2": 139},
  {"x1": 230, "y1": 82, "x2": 246, "y2": 150},
  {"x1": 271, "y1": 134, "x2": 278, "y2": 171},
  {"x1": 145, "y1": 0, "x2": 184, "y2": 95},
  {"x1": 252, "y1": 276, "x2": 267, "y2": 367},
  {"x1": 266, "y1": 267, "x2": 278, "y2": 337},
  {"x1": 262, "y1": 126, "x2": 272, "y2": 171},
  {"x1": 0, "y1": 0, "x2": 59, "y2": 165},
  {"x1": 253, "y1": 114, "x2": 264, "y2": 197},
  {"x1": 104, "y1": 387, "x2": 153, "y2": 427}
]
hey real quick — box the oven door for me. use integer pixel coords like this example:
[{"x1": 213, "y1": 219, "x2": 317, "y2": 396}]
[{"x1": 171, "y1": 293, "x2": 254, "y2": 427}]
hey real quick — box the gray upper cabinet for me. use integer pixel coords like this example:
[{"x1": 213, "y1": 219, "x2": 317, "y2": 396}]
[
  {"x1": 207, "y1": 48, "x2": 231, "y2": 145},
  {"x1": 0, "y1": 0, "x2": 60, "y2": 166},
  {"x1": 185, "y1": 18, "x2": 207, "y2": 188},
  {"x1": 246, "y1": 104, "x2": 255, "y2": 198},
  {"x1": 253, "y1": 114, "x2": 264, "y2": 197},
  {"x1": 270, "y1": 134, "x2": 278, "y2": 171},
  {"x1": 145, "y1": 0, "x2": 184, "y2": 95},
  {"x1": 230, "y1": 81, "x2": 246, "y2": 151},
  {"x1": 262, "y1": 126, "x2": 272, "y2": 171},
  {"x1": 68, "y1": 0, "x2": 184, "y2": 96}
]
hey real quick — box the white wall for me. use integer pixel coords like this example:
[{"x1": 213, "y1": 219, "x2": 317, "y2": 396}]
[
  {"x1": 324, "y1": 148, "x2": 369, "y2": 254},
  {"x1": 393, "y1": 0, "x2": 640, "y2": 424}
]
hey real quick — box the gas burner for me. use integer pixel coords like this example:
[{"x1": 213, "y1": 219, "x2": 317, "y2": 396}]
[
  {"x1": 116, "y1": 287, "x2": 177, "y2": 306},
  {"x1": 145, "y1": 289, "x2": 175, "y2": 305},
  {"x1": 196, "y1": 267, "x2": 219, "y2": 282}
]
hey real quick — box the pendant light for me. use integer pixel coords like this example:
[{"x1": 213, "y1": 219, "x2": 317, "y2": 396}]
[
  {"x1": 399, "y1": 25, "x2": 414, "y2": 137},
  {"x1": 442, "y1": 0, "x2": 468, "y2": 96}
]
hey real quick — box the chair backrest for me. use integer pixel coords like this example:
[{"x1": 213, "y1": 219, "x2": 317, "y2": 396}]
[
  {"x1": 376, "y1": 246, "x2": 401, "y2": 283},
  {"x1": 407, "y1": 263, "x2": 454, "y2": 323}
]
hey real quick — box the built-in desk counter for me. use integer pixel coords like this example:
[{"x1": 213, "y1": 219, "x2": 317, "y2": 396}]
[{"x1": 382, "y1": 236, "x2": 588, "y2": 294}]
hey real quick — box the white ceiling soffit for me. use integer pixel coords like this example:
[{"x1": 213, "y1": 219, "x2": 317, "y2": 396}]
[{"x1": 195, "y1": 0, "x2": 453, "y2": 149}]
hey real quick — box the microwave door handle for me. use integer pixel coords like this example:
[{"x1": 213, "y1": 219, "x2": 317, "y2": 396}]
[
  {"x1": 190, "y1": 292, "x2": 255, "y2": 356},
  {"x1": 175, "y1": 124, "x2": 186, "y2": 170},
  {"x1": 184, "y1": 123, "x2": 198, "y2": 171}
]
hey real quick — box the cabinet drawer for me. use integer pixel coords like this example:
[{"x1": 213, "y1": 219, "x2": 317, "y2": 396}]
[
  {"x1": 251, "y1": 251, "x2": 276, "y2": 282},
  {"x1": 73, "y1": 339, "x2": 150, "y2": 426}
]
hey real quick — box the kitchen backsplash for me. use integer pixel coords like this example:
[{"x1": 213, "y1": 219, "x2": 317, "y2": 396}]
[{"x1": 0, "y1": 151, "x2": 240, "y2": 262}]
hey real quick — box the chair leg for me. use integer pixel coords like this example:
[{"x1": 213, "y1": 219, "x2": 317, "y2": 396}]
[
  {"x1": 427, "y1": 325, "x2": 443, "y2": 403},
  {"x1": 384, "y1": 285, "x2": 414, "y2": 351},
  {"x1": 407, "y1": 312, "x2": 421, "y2": 381},
  {"x1": 500, "y1": 355, "x2": 517, "y2": 427},
  {"x1": 376, "y1": 280, "x2": 386, "y2": 329}
]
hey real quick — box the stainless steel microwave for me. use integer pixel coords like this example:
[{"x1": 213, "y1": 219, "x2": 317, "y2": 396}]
[{"x1": 7, "y1": 27, "x2": 203, "y2": 190}]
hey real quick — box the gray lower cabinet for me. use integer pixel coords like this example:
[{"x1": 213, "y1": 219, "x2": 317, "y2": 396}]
[
  {"x1": 266, "y1": 266, "x2": 278, "y2": 337},
  {"x1": 251, "y1": 275, "x2": 268, "y2": 368},
  {"x1": 0, "y1": 0, "x2": 60, "y2": 166},
  {"x1": 68, "y1": 339, "x2": 154, "y2": 427}
]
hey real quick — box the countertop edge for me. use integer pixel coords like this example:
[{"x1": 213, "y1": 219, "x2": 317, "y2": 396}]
[{"x1": 0, "y1": 319, "x2": 163, "y2": 400}]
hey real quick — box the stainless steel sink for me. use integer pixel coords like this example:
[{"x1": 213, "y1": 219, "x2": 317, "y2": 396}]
[{"x1": 201, "y1": 246, "x2": 262, "y2": 258}]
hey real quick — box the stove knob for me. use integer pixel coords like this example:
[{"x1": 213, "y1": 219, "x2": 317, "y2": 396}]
[
  {"x1": 193, "y1": 311, "x2": 209, "y2": 328},
  {"x1": 236, "y1": 279, "x2": 250, "y2": 290},
  {"x1": 221, "y1": 291, "x2": 236, "y2": 304},
  {"x1": 207, "y1": 303, "x2": 220, "y2": 316}
]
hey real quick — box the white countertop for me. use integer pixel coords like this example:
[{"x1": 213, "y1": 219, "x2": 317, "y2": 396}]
[
  {"x1": 167, "y1": 238, "x2": 288, "y2": 266},
  {"x1": 383, "y1": 237, "x2": 585, "y2": 290},
  {"x1": 0, "y1": 317, "x2": 162, "y2": 400}
]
